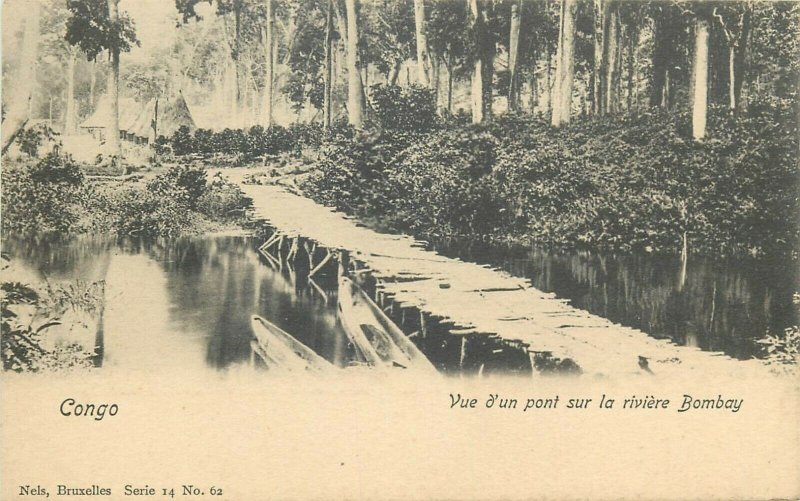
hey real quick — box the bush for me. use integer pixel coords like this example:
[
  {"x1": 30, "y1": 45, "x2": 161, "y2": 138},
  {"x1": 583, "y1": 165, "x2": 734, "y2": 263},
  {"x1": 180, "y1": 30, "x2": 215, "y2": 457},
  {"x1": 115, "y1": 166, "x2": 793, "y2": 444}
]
[
  {"x1": 369, "y1": 84, "x2": 439, "y2": 133},
  {"x1": 105, "y1": 186, "x2": 198, "y2": 237},
  {"x1": 197, "y1": 172, "x2": 253, "y2": 222},
  {"x1": 147, "y1": 164, "x2": 208, "y2": 209},
  {"x1": 170, "y1": 126, "x2": 194, "y2": 156},
  {"x1": 169, "y1": 124, "x2": 324, "y2": 160},
  {"x1": 386, "y1": 127, "x2": 507, "y2": 235},
  {"x1": 1, "y1": 153, "x2": 87, "y2": 234},
  {"x1": 302, "y1": 102, "x2": 799, "y2": 258},
  {"x1": 3, "y1": 157, "x2": 252, "y2": 238},
  {"x1": 15, "y1": 123, "x2": 59, "y2": 157}
]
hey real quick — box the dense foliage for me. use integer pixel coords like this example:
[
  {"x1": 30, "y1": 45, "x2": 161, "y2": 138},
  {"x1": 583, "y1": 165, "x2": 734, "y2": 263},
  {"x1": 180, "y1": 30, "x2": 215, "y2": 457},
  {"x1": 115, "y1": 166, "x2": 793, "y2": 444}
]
[
  {"x1": 1, "y1": 273, "x2": 100, "y2": 372},
  {"x1": 302, "y1": 102, "x2": 799, "y2": 259},
  {"x1": 170, "y1": 123, "x2": 323, "y2": 160},
  {"x1": 1, "y1": 153, "x2": 89, "y2": 234},
  {"x1": 1, "y1": 156, "x2": 252, "y2": 238}
]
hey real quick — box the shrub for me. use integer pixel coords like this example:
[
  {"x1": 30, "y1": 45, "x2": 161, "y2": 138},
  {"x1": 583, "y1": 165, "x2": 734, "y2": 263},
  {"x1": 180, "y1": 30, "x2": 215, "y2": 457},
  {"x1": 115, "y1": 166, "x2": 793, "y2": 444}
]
[
  {"x1": 105, "y1": 185, "x2": 197, "y2": 237},
  {"x1": 147, "y1": 164, "x2": 208, "y2": 209},
  {"x1": 369, "y1": 84, "x2": 439, "y2": 133},
  {"x1": 15, "y1": 123, "x2": 59, "y2": 157},
  {"x1": 1, "y1": 279, "x2": 95, "y2": 372},
  {"x1": 1, "y1": 153, "x2": 87, "y2": 235},
  {"x1": 302, "y1": 101, "x2": 798, "y2": 258},
  {"x1": 170, "y1": 126, "x2": 194, "y2": 156},
  {"x1": 197, "y1": 172, "x2": 253, "y2": 222}
]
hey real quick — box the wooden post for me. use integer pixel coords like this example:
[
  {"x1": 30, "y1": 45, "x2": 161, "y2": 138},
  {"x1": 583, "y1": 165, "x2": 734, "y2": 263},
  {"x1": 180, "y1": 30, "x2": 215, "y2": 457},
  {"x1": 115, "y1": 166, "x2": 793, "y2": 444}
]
[
  {"x1": 288, "y1": 237, "x2": 299, "y2": 262},
  {"x1": 459, "y1": 336, "x2": 468, "y2": 369},
  {"x1": 420, "y1": 311, "x2": 428, "y2": 339},
  {"x1": 309, "y1": 249, "x2": 333, "y2": 278},
  {"x1": 338, "y1": 249, "x2": 350, "y2": 278}
]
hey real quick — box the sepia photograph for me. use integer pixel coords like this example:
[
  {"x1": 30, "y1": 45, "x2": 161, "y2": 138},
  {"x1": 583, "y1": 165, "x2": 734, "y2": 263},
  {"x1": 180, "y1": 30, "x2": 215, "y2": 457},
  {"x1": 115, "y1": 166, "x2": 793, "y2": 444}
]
[{"x1": 1, "y1": 0, "x2": 798, "y2": 498}]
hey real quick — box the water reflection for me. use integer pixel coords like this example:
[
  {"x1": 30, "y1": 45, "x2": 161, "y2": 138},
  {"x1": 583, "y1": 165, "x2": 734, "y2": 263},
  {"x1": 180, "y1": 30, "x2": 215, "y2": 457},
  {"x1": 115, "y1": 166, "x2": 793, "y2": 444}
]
[
  {"x1": 5, "y1": 233, "x2": 795, "y2": 370},
  {"x1": 431, "y1": 239, "x2": 798, "y2": 360},
  {"x1": 4, "y1": 235, "x2": 349, "y2": 371}
]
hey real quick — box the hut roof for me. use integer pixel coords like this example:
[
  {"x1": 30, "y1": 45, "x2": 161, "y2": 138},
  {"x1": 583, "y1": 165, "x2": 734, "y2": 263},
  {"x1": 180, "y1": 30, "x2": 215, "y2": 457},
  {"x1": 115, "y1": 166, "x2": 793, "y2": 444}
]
[
  {"x1": 122, "y1": 94, "x2": 196, "y2": 140},
  {"x1": 157, "y1": 93, "x2": 196, "y2": 138},
  {"x1": 126, "y1": 99, "x2": 157, "y2": 139},
  {"x1": 79, "y1": 96, "x2": 137, "y2": 129}
]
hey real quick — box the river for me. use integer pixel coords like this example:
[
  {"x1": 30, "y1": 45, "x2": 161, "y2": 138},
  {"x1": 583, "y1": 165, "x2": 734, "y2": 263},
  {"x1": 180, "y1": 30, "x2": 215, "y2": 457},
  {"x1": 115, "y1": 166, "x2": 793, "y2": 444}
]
[{"x1": 3, "y1": 233, "x2": 795, "y2": 373}]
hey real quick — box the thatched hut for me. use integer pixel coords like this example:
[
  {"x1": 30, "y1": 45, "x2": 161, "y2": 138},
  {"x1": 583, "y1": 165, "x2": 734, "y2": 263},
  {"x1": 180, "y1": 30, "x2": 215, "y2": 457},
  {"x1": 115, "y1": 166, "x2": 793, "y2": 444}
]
[
  {"x1": 121, "y1": 93, "x2": 196, "y2": 145},
  {"x1": 79, "y1": 96, "x2": 138, "y2": 141},
  {"x1": 125, "y1": 99, "x2": 157, "y2": 145},
  {"x1": 157, "y1": 93, "x2": 196, "y2": 139}
]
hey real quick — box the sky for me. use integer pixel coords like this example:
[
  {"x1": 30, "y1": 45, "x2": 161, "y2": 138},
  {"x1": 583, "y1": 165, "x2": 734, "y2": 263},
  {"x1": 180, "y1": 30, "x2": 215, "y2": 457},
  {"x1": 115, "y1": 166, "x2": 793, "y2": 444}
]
[{"x1": 1, "y1": 0, "x2": 215, "y2": 63}]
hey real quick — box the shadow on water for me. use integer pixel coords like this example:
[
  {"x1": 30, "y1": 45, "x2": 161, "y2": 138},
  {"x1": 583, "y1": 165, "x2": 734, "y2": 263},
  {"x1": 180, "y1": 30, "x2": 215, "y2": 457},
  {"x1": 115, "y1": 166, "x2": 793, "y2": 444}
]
[
  {"x1": 3, "y1": 234, "x2": 352, "y2": 371},
  {"x1": 429, "y1": 237, "x2": 799, "y2": 360},
  {"x1": 6, "y1": 231, "x2": 794, "y2": 372}
]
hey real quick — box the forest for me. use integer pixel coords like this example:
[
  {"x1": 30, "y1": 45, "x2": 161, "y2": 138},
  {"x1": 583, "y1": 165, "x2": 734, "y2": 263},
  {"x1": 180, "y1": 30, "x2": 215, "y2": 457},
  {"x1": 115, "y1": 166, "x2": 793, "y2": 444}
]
[
  {"x1": 1, "y1": 0, "x2": 797, "y2": 257},
  {"x1": 1, "y1": 1, "x2": 798, "y2": 372}
]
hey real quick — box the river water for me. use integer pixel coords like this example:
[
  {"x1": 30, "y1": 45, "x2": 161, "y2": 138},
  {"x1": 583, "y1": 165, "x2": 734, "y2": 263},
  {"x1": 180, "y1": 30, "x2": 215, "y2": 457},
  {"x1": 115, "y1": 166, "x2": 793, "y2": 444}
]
[
  {"x1": 3, "y1": 234, "x2": 796, "y2": 373},
  {"x1": 430, "y1": 238, "x2": 798, "y2": 360}
]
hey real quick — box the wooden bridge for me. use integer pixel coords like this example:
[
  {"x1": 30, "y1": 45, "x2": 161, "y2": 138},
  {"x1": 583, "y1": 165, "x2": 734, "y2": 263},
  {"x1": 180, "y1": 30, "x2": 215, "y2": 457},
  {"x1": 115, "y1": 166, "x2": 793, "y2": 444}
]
[{"x1": 228, "y1": 174, "x2": 769, "y2": 379}]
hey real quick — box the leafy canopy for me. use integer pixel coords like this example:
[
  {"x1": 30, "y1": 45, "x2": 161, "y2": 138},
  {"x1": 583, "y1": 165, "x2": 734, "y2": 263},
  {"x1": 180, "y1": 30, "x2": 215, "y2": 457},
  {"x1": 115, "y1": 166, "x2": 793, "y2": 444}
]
[{"x1": 65, "y1": 0, "x2": 139, "y2": 60}]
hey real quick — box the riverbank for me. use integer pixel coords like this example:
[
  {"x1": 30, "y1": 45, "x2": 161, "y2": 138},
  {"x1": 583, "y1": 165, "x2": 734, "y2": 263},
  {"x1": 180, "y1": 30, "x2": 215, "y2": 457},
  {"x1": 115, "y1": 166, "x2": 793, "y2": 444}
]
[
  {"x1": 296, "y1": 103, "x2": 798, "y2": 259},
  {"x1": 1, "y1": 154, "x2": 253, "y2": 238}
]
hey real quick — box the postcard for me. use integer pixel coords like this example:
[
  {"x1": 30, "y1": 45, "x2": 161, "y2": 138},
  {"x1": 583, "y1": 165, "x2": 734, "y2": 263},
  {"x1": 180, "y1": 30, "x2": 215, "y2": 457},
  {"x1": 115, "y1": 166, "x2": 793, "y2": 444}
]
[{"x1": 2, "y1": 0, "x2": 798, "y2": 499}]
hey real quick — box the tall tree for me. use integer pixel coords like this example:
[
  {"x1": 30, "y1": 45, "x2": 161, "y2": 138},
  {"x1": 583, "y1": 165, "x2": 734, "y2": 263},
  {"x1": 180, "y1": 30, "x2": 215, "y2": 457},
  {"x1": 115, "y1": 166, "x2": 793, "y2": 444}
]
[
  {"x1": 591, "y1": 0, "x2": 603, "y2": 114},
  {"x1": 468, "y1": 0, "x2": 492, "y2": 123},
  {"x1": 66, "y1": 0, "x2": 138, "y2": 157},
  {"x1": 177, "y1": 0, "x2": 262, "y2": 126},
  {"x1": 649, "y1": 3, "x2": 684, "y2": 109},
  {"x1": 600, "y1": 0, "x2": 619, "y2": 115},
  {"x1": 428, "y1": 1, "x2": 470, "y2": 114},
  {"x1": 507, "y1": 0, "x2": 521, "y2": 111},
  {"x1": 414, "y1": 0, "x2": 431, "y2": 87},
  {"x1": 261, "y1": 0, "x2": 273, "y2": 126},
  {"x1": 345, "y1": 0, "x2": 364, "y2": 127},
  {"x1": 691, "y1": 13, "x2": 710, "y2": 141},
  {"x1": 40, "y1": 0, "x2": 79, "y2": 133},
  {"x1": 551, "y1": 0, "x2": 576, "y2": 127},
  {"x1": 323, "y1": 0, "x2": 334, "y2": 128},
  {"x1": 106, "y1": 0, "x2": 121, "y2": 153},
  {"x1": 1, "y1": 0, "x2": 40, "y2": 155},
  {"x1": 712, "y1": 3, "x2": 752, "y2": 111}
]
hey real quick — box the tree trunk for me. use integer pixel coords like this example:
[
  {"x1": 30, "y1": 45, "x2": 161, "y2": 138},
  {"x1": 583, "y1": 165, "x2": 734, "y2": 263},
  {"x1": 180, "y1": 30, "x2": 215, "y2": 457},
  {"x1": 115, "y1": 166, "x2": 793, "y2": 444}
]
[
  {"x1": 469, "y1": 0, "x2": 484, "y2": 123},
  {"x1": 649, "y1": 9, "x2": 669, "y2": 108},
  {"x1": 323, "y1": 0, "x2": 334, "y2": 129},
  {"x1": 413, "y1": 0, "x2": 431, "y2": 87},
  {"x1": 447, "y1": 62, "x2": 453, "y2": 114},
  {"x1": 106, "y1": 0, "x2": 121, "y2": 156},
  {"x1": 728, "y1": 45, "x2": 736, "y2": 110},
  {"x1": 469, "y1": 0, "x2": 492, "y2": 123},
  {"x1": 602, "y1": 1, "x2": 618, "y2": 115},
  {"x1": 344, "y1": 0, "x2": 364, "y2": 127},
  {"x1": 65, "y1": 49, "x2": 77, "y2": 134},
  {"x1": 261, "y1": 0, "x2": 274, "y2": 127},
  {"x1": 431, "y1": 53, "x2": 441, "y2": 111},
  {"x1": 552, "y1": 0, "x2": 576, "y2": 127},
  {"x1": 507, "y1": 0, "x2": 521, "y2": 111},
  {"x1": 626, "y1": 23, "x2": 636, "y2": 112},
  {"x1": 545, "y1": 43, "x2": 552, "y2": 115},
  {"x1": 733, "y1": 6, "x2": 751, "y2": 111},
  {"x1": 528, "y1": 69, "x2": 537, "y2": 113},
  {"x1": 89, "y1": 59, "x2": 97, "y2": 111},
  {"x1": 234, "y1": 4, "x2": 243, "y2": 126},
  {"x1": 389, "y1": 60, "x2": 401, "y2": 85},
  {"x1": 592, "y1": 0, "x2": 603, "y2": 114},
  {"x1": 1, "y1": 0, "x2": 39, "y2": 154},
  {"x1": 692, "y1": 16, "x2": 710, "y2": 141}
]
